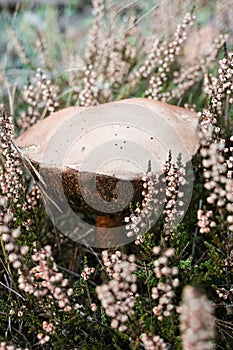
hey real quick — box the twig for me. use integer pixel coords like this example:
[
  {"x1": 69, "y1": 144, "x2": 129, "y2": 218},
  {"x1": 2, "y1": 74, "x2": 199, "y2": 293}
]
[
  {"x1": 0, "y1": 281, "x2": 25, "y2": 301},
  {"x1": 56, "y1": 264, "x2": 97, "y2": 287}
]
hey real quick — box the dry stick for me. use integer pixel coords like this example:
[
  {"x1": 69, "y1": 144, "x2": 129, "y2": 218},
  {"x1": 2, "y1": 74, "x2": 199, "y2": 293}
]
[
  {"x1": 216, "y1": 319, "x2": 233, "y2": 338},
  {"x1": 0, "y1": 281, "x2": 25, "y2": 300},
  {"x1": 85, "y1": 280, "x2": 98, "y2": 322},
  {"x1": 40, "y1": 105, "x2": 48, "y2": 121},
  {"x1": 84, "y1": 243, "x2": 106, "y2": 273},
  {"x1": 6, "y1": 82, "x2": 17, "y2": 117},
  {"x1": 56, "y1": 264, "x2": 97, "y2": 287},
  {"x1": 0, "y1": 256, "x2": 11, "y2": 279},
  {"x1": 128, "y1": 4, "x2": 159, "y2": 31},
  {"x1": 13, "y1": 2, "x2": 20, "y2": 18},
  {"x1": 0, "y1": 236, "x2": 12, "y2": 276},
  {"x1": 115, "y1": 0, "x2": 140, "y2": 16},
  {"x1": 6, "y1": 316, "x2": 12, "y2": 338},
  {"x1": 177, "y1": 242, "x2": 190, "y2": 261}
]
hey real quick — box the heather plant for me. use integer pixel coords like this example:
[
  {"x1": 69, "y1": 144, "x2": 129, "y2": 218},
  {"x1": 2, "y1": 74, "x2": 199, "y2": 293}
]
[{"x1": 0, "y1": 1, "x2": 232, "y2": 350}]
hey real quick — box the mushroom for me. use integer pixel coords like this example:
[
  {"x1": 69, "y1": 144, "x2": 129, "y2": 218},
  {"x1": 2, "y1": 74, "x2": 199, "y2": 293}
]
[{"x1": 15, "y1": 98, "x2": 199, "y2": 247}]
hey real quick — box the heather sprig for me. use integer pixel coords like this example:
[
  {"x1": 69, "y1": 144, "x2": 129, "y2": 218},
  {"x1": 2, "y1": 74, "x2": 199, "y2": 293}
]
[
  {"x1": 145, "y1": 12, "x2": 196, "y2": 100},
  {"x1": 124, "y1": 169, "x2": 160, "y2": 245},
  {"x1": 17, "y1": 68, "x2": 59, "y2": 132},
  {"x1": 96, "y1": 250, "x2": 137, "y2": 332},
  {"x1": 0, "y1": 113, "x2": 41, "y2": 229},
  {"x1": 167, "y1": 34, "x2": 228, "y2": 103},
  {"x1": 180, "y1": 286, "x2": 215, "y2": 350},
  {"x1": 0, "y1": 115, "x2": 23, "y2": 206},
  {"x1": 151, "y1": 246, "x2": 179, "y2": 321},
  {"x1": 198, "y1": 50, "x2": 233, "y2": 234}
]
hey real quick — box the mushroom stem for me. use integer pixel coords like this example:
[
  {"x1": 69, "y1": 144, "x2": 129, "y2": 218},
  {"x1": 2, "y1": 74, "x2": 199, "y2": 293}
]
[{"x1": 95, "y1": 214, "x2": 123, "y2": 247}]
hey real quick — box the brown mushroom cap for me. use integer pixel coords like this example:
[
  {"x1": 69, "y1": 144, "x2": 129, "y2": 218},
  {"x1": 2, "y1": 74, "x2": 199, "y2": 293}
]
[
  {"x1": 16, "y1": 98, "x2": 198, "y2": 174},
  {"x1": 15, "y1": 98, "x2": 199, "y2": 246},
  {"x1": 15, "y1": 98, "x2": 199, "y2": 212}
]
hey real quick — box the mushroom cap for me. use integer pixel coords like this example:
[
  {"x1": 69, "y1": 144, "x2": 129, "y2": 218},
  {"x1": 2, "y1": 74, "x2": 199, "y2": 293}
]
[
  {"x1": 15, "y1": 98, "x2": 199, "y2": 218},
  {"x1": 16, "y1": 98, "x2": 198, "y2": 179}
]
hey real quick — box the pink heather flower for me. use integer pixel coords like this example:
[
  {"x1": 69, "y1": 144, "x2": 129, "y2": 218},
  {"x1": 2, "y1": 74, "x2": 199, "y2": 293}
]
[
  {"x1": 180, "y1": 286, "x2": 215, "y2": 350},
  {"x1": 141, "y1": 333, "x2": 168, "y2": 350},
  {"x1": 96, "y1": 251, "x2": 137, "y2": 332}
]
